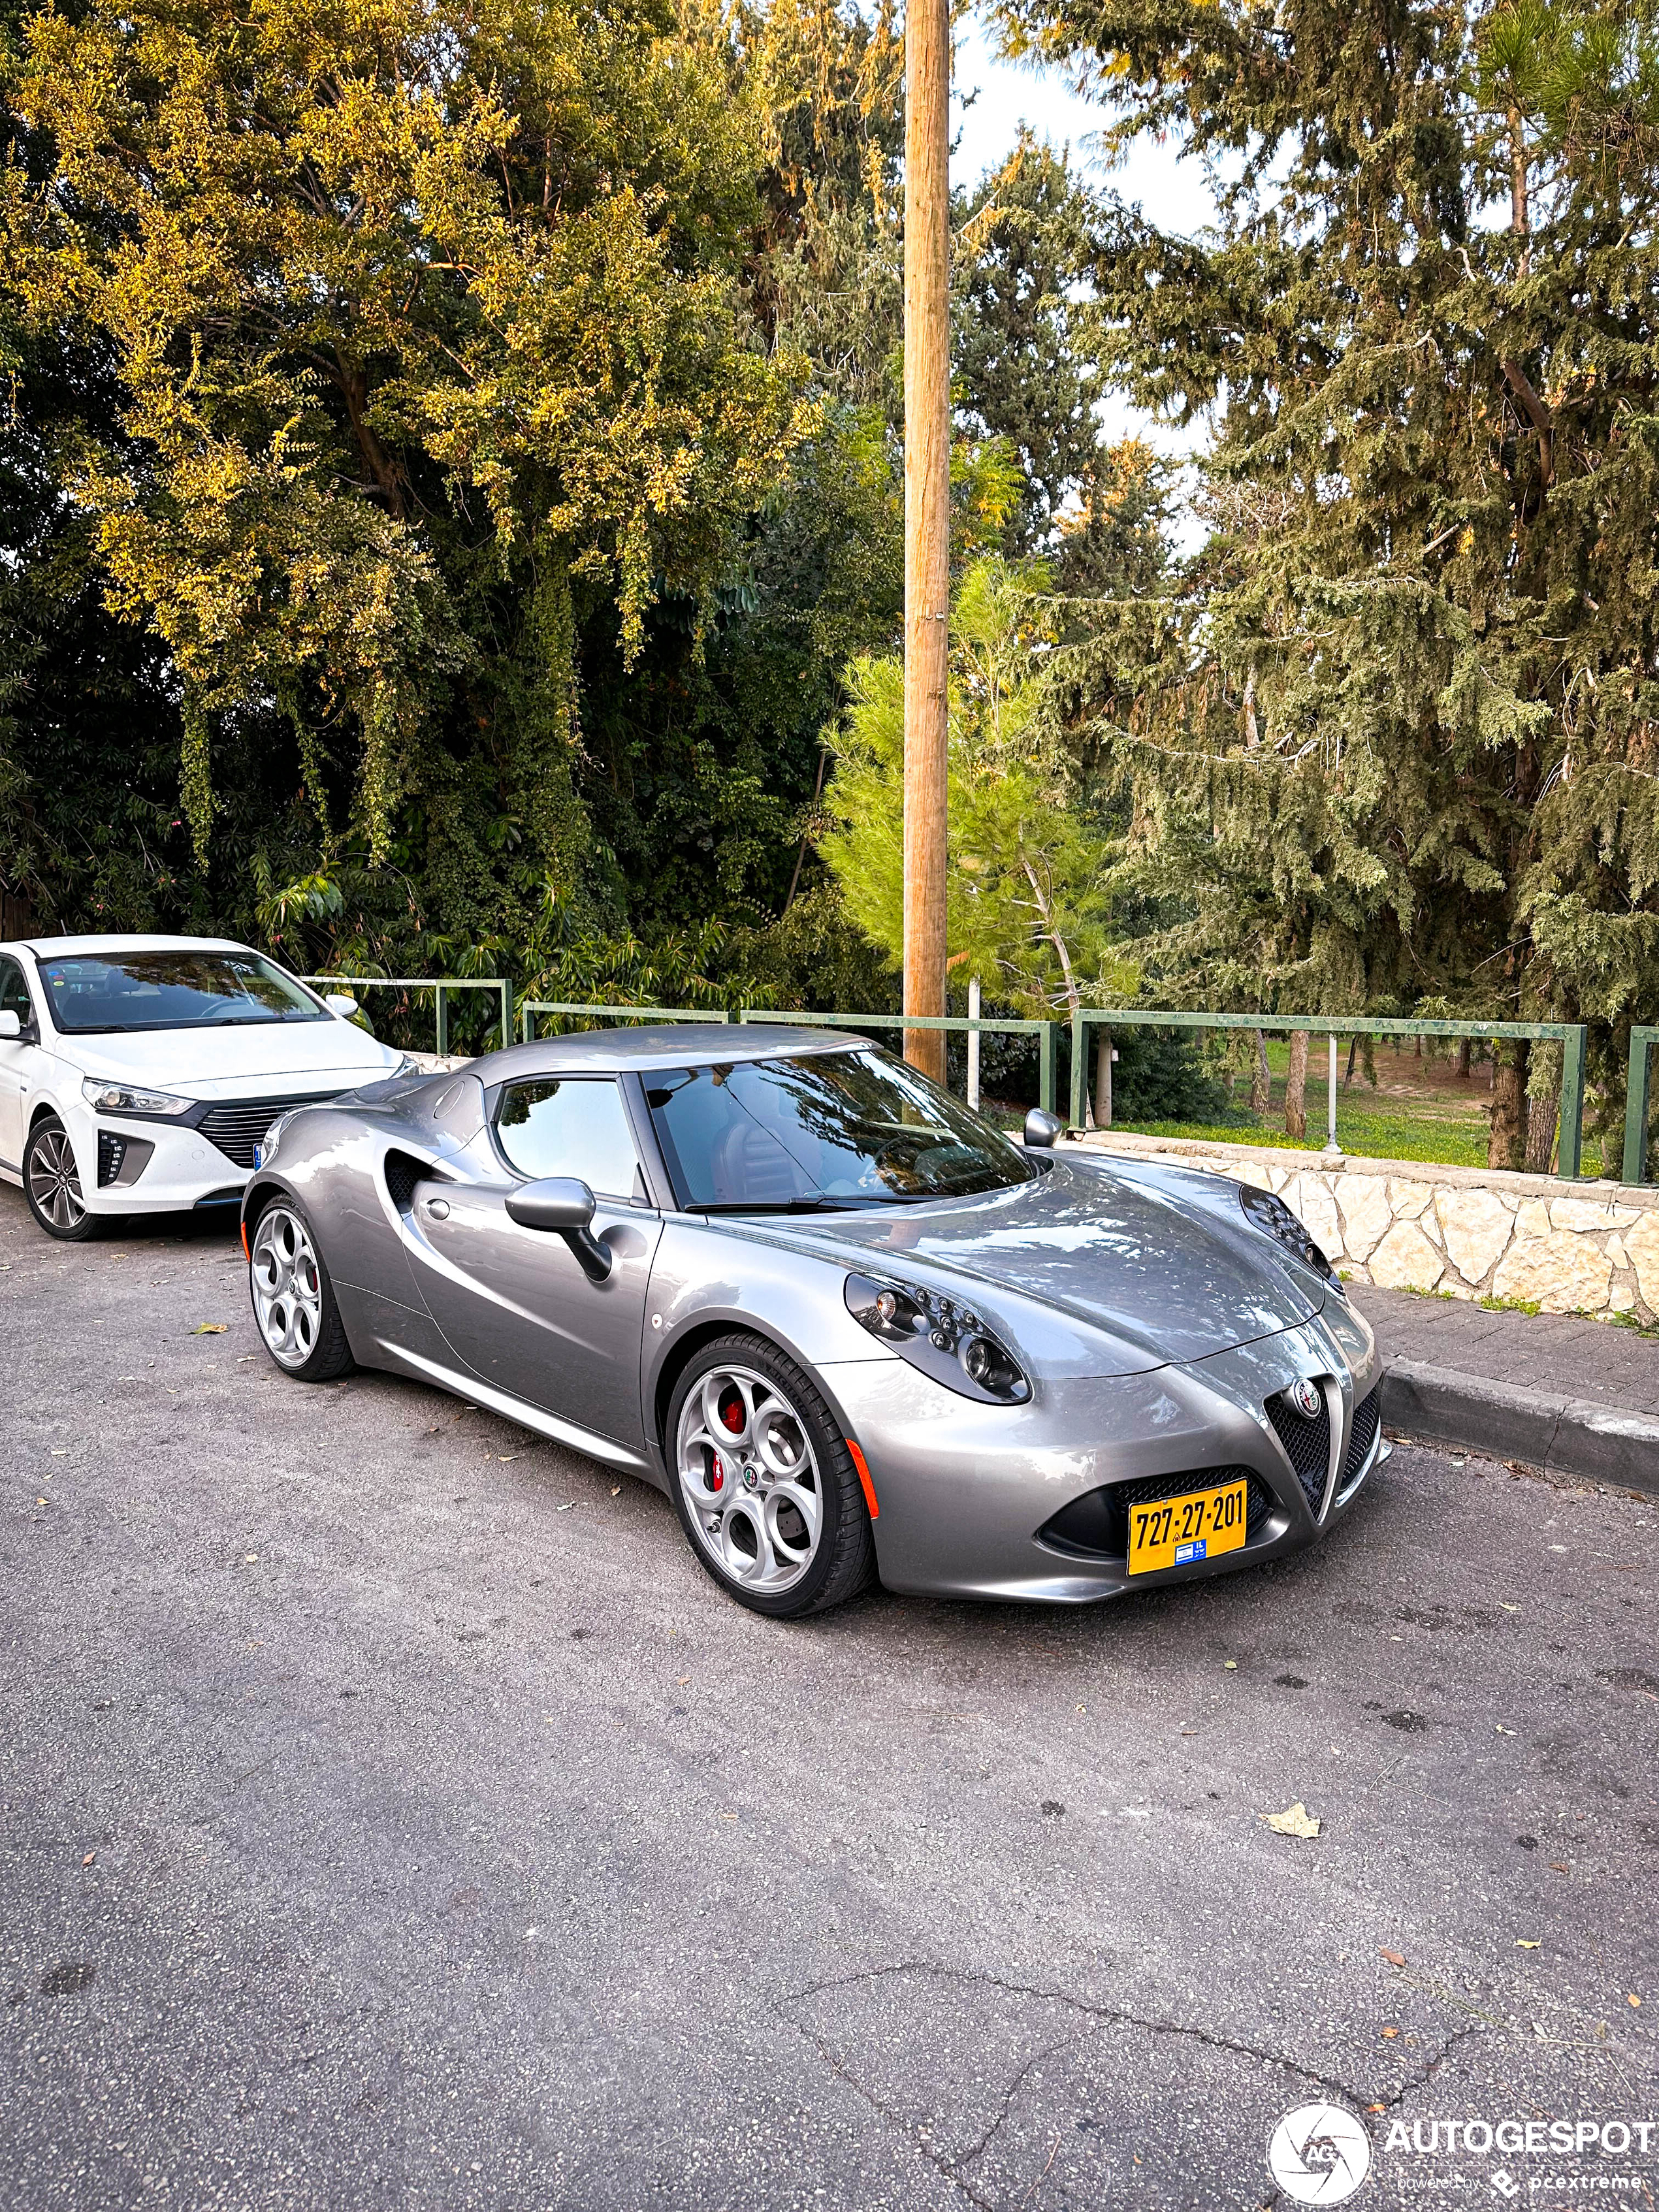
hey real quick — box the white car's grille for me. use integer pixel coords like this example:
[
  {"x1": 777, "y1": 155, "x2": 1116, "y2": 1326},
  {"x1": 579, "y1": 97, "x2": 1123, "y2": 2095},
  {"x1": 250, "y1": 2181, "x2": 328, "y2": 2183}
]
[{"x1": 198, "y1": 1093, "x2": 341, "y2": 1169}]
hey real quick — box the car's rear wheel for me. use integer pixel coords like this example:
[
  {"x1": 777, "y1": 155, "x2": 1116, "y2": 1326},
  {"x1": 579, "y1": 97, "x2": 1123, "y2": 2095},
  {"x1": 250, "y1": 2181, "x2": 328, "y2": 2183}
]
[
  {"x1": 666, "y1": 1332, "x2": 877, "y2": 1618},
  {"x1": 24, "y1": 1116, "x2": 101, "y2": 1242},
  {"x1": 248, "y1": 1196, "x2": 354, "y2": 1381}
]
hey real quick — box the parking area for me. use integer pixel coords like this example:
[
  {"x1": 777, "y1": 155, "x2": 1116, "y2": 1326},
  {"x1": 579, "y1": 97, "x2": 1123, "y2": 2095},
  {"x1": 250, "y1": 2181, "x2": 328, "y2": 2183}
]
[{"x1": 2, "y1": 1183, "x2": 1655, "y2": 2211}]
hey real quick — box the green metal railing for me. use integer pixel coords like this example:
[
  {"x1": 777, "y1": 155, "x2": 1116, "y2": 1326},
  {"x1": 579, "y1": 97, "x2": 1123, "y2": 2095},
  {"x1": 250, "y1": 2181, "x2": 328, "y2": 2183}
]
[
  {"x1": 737, "y1": 1007, "x2": 1061, "y2": 1117},
  {"x1": 295, "y1": 973, "x2": 1659, "y2": 1185},
  {"x1": 304, "y1": 974, "x2": 513, "y2": 1057},
  {"x1": 1068, "y1": 1010, "x2": 1589, "y2": 1179},
  {"x1": 1623, "y1": 1025, "x2": 1659, "y2": 1185},
  {"x1": 520, "y1": 999, "x2": 730, "y2": 1041}
]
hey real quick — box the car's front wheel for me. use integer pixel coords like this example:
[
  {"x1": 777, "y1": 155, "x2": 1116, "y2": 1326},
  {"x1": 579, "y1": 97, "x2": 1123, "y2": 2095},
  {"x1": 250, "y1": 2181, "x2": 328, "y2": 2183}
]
[
  {"x1": 23, "y1": 1115, "x2": 101, "y2": 1242},
  {"x1": 666, "y1": 1332, "x2": 877, "y2": 1619},
  {"x1": 248, "y1": 1196, "x2": 355, "y2": 1381}
]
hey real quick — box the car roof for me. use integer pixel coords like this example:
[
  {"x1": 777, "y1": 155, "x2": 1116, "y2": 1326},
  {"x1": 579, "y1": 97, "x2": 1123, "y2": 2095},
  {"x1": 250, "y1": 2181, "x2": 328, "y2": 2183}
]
[
  {"x1": 10, "y1": 933, "x2": 256, "y2": 958},
  {"x1": 477, "y1": 1023, "x2": 884, "y2": 1079}
]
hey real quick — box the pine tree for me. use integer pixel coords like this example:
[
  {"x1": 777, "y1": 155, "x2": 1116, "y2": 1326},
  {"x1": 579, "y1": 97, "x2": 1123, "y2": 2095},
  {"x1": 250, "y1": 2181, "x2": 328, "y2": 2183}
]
[{"x1": 995, "y1": 0, "x2": 1659, "y2": 1171}]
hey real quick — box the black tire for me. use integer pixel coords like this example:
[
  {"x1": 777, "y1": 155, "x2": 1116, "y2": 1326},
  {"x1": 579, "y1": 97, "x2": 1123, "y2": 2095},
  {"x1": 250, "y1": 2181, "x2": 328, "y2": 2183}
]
[
  {"x1": 23, "y1": 1115, "x2": 103, "y2": 1242},
  {"x1": 664, "y1": 1330, "x2": 877, "y2": 1619},
  {"x1": 246, "y1": 1191, "x2": 355, "y2": 1382}
]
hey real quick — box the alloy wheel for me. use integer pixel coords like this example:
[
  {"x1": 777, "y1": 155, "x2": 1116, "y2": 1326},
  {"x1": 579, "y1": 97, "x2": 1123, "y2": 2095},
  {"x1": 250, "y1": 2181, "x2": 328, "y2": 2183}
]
[
  {"x1": 675, "y1": 1363, "x2": 824, "y2": 1595},
  {"x1": 251, "y1": 1205, "x2": 325, "y2": 1371},
  {"x1": 27, "y1": 1124, "x2": 86, "y2": 1233}
]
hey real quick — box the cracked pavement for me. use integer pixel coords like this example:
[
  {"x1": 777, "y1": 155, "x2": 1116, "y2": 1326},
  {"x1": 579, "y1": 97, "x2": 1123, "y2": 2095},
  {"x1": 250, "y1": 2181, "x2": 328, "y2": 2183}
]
[{"x1": 1, "y1": 1187, "x2": 1655, "y2": 2209}]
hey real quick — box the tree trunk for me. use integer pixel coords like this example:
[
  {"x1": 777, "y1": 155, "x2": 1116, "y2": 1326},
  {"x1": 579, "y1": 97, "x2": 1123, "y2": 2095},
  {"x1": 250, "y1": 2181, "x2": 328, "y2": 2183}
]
[
  {"x1": 1284, "y1": 1030, "x2": 1309, "y2": 1139},
  {"x1": 1249, "y1": 1030, "x2": 1271, "y2": 1116},
  {"x1": 1525, "y1": 1085, "x2": 1559, "y2": 1176},
  {"x1": 1489, "y1": 1040, "x2": 1530, "y2": 1170},
  {"x1": 1094, "y1": 1028, "x2": 1112, "y2": 1131},
  {"x1": 1457, "y1": 1037, "x2": 1472, "y2": 1080}
]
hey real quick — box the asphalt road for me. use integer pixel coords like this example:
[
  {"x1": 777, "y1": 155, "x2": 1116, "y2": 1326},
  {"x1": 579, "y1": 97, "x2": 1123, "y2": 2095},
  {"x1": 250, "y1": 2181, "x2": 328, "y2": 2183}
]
[{"x1": 3, "y1": 1185, "x2": 1656, "y2": 2212}]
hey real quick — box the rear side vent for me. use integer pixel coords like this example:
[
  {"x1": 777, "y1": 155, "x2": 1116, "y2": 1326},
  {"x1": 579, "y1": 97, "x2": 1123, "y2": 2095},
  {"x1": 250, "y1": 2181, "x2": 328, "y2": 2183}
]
[{"x1": 383, "y1": 1149, "x2": 433, "y2": 1213}]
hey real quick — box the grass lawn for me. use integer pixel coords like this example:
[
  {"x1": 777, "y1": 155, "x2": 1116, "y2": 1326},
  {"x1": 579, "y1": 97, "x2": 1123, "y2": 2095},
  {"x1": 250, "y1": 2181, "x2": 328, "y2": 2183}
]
[{"x1": 1106, "y1": 1038, "x2": 1506, "y2": 1170}]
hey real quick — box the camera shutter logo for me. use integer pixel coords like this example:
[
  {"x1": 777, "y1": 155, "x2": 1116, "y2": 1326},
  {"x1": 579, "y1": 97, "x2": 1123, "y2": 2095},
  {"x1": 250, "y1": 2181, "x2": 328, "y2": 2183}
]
[{"x1": 1268, "y1": 2103, "x2": 1374, "y2": 2205}]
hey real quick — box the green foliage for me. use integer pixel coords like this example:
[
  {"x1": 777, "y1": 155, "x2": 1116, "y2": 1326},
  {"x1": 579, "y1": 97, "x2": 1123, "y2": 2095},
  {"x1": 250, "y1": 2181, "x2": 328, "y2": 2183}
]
[
  {"x1": 998, "y1": 0, "x2": 1659, "y2": 1169},
  {"x1": 820, "y1": 554, "x2": 1137, "y2": 1016}
]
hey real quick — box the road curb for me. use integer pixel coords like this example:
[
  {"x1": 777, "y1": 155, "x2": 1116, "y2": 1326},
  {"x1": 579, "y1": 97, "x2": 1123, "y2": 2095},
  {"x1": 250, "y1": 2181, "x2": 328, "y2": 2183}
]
[{"x1": 1382, "y1": 1358, "x2": 1659, "y2": 1496}]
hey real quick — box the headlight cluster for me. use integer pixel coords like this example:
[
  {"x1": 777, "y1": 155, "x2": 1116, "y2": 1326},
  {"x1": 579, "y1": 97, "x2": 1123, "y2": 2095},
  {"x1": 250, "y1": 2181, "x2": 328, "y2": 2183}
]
[
  {"x1": 845, "y1": 1272, "x2": 1031, "y2": 1404},
  {"x1": 1239, "y1": 1185, "x2": 1342, "y2": 1291},
  {"x1": 81, "y1": 1078, "x2": 193, "y2": 1117}
]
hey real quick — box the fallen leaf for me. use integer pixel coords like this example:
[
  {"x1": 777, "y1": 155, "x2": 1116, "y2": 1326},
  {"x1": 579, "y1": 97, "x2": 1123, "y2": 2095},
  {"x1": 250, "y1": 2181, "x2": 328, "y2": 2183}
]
[
  {"x1": 556, "y1": 1503, "x2": 575, "y2": 1513},
  {"x1": 1223, "y1": 1659, "x2": 1238, "y2": 1671},
  {"x1": 1495, "y1": 1724, "x2": 1515, "y2": 1736},
  {"x1": 82, "y1": 1851, "x2": 96, "y2": 1868},
  {"x1": 497, "y1": 1454, "x2": 517, "y2": 1462},
  {"x1": 1381, "y1": 2025, "x2": 1400, "y2": 2040},
  {"x1": 1630, "y1": 1994, "x2": 1643, "y2": 2008},
  {"x1": 190, "y1": 1322, "x2": 228, "y2": 1335},
  {"x1": 677, "y1": 1677, "x2": 690, "y2": 1686},
  {"x1": 1500, "y1": 1602, "x2": 1521, "y2": 1612},
  {"x1": 717, "y1": 1811, "x2": 737, "y2": 1821},
  {"x1": 1366, "y1": 2104, "x2": 1387, "y2": 2116},
  {"x1": 1379, "y1": 1948, "x2": 1406, "y2": 1967},
  {"x1": 1517, "y1": 1939, "x2": 1541, "y2": 1949},
  {"x1": 244, "y1": 1552, "x2": 259, "y2": 1563},
  {"x1": 610, "y1": 1486, "x2": 621, "y2": 1497},
  {"x1": 1262, "y1": 1802, "x2": 1321, "y2": 1839},
  {"x1": 1549, "y1": 1862, "x2": 1568, "y2": 1873}
]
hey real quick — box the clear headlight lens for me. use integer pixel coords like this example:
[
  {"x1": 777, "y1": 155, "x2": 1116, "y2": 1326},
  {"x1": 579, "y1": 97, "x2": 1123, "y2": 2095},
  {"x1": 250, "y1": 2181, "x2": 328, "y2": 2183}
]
[
  {"x1": 82, "y1": 1078, "x2": 193, "y2": 1117},
  {"x1": 1239, "y1": 1185, "x2": 1342, "y2": 1292},
  {"x1": 845, "y1": 1272, "x2": 1031, "y2": 1404}
]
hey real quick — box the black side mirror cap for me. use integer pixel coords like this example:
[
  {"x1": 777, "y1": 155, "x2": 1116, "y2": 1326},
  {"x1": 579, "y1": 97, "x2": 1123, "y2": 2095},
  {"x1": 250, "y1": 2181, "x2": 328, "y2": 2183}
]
[
  {"x1": 505, "y1": 1177, "x2": 612, "y2": 1281},
  {"x1": 1023, "y1": 1108, "x2": 1065, "y2": 1149}
]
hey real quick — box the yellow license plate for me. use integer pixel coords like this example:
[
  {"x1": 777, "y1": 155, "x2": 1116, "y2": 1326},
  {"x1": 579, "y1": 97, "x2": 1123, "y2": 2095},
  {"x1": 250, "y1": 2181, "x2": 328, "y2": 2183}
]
[{"x1": 1127, "y1": 1479, "x2": 1249, "y2": 1575}]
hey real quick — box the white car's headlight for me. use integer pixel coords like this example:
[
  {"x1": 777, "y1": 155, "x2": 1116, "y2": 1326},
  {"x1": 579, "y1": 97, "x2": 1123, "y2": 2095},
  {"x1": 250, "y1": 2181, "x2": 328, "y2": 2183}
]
[{"x1": 82, "y1": 1078, "x2": 194, "y2": 1117}]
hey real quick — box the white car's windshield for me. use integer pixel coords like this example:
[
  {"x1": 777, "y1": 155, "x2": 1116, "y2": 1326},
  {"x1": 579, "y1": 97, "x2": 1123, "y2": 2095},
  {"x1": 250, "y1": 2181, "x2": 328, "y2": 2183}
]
[
  {"x1": 643, "y1": 1048, "x2": 1037, "y2": 1210},
  {"x1": 37, "y1": 952, "x2": 327, "y2": 1034}
]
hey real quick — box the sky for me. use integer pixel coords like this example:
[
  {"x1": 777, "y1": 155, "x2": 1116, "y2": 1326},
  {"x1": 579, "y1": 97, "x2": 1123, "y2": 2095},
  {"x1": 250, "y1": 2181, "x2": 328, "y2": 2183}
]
[{"x1": 948, "y1": 19, "x2": 1217, "y2": 528}]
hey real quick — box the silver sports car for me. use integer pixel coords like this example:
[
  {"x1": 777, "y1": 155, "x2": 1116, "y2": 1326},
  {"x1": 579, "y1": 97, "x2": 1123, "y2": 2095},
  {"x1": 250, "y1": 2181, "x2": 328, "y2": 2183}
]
[{"x1": 240, "y1": 1023, "x2": 1387, "y2": 1618}]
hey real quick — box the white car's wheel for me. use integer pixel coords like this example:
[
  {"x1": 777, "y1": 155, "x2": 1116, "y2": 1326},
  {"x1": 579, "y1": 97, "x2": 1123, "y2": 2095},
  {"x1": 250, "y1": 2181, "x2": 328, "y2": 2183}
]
[
  {"x1": 23, "y1": 1117, "x2": 101, "y2": 1243},
  {"x1": 248, "y1": 1198, "x2": 354, "y2": 1381}
]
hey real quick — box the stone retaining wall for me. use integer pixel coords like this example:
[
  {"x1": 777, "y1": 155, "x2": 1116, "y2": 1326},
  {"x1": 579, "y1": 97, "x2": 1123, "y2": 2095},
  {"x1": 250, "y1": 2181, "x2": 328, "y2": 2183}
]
[{"x1": 1075, "y1": 1132, "x2": 1659, "y2": 1326}]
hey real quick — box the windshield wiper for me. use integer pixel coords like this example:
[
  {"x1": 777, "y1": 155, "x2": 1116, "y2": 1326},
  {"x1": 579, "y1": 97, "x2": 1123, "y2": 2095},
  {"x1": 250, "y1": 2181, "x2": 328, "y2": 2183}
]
[{"x1": 684, "y1": 1196, "x2": 894, "y2": 1215}]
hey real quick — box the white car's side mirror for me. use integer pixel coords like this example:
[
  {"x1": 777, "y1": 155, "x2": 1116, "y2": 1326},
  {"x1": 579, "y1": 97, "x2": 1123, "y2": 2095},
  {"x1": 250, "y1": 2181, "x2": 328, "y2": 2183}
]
[
  {"x1": 0, "y1": 1010, "x2": 20, "y2": 1040},
  {"x1": 323, "y1": 992, "x2": 359, "y2": 1018}
]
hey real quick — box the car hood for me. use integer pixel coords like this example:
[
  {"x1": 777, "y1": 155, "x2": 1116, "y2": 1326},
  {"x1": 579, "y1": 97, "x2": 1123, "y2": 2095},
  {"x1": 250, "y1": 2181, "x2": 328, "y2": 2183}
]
[
  {"x1": 59, "y1": 1020, "x2": 400, "y2": 1095},
  {"x1": 765, "y1": 1150, "x2": 1325, "y2": 1373}
]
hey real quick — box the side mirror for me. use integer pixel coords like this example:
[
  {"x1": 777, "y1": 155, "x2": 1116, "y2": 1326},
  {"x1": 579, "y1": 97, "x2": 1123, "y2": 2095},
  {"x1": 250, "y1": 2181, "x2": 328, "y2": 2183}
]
[
  {"x1": 1023, "y1": 1107, "x2": 1065, "y2": 1149},
  {"x1": 0, "y1": 1011, "x2": 19, "y2": 1041},
  {"x1": 324, "y1": 992, "x2": 359, "y2": 1018},
  {"x1": 505, "y1": 1176, "x2": 612, "y2": 1281}
]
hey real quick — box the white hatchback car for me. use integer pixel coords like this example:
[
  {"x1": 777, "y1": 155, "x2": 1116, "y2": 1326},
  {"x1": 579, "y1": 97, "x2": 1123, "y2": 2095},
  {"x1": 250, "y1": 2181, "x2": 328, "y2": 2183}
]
[{"x1": 0, "y1": 934, "x2": 411, "y2": 1239}]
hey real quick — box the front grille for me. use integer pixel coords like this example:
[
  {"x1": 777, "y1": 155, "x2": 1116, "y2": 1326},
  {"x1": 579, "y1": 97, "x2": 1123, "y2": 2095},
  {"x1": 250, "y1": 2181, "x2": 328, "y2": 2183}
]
[
  {"x1": 1038, "y1": 1466, "x2": 1274, "y2": 1562},
  {"x1": 1340, "y1": 1385, "x2": 1382, "y2": 1492},
  {"x1": 97, "y1": 1130, "x2": 127, "y2": 1187},
  {"x1": 1265, "y1": 1387, "x2": 1331, "y2": 1513},
  {"x1": 197, "y1": 1093, "x2": 338, "y2": 1169}
]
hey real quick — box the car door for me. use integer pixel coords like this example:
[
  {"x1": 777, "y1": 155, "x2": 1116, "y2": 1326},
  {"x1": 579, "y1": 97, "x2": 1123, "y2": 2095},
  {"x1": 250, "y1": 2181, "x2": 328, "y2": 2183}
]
[
  {"x1": 0, "y1": 955, "x2": 40, "y2": 1174},
  {"x1": 406, "y1": 1074, "x2": 662, "y2": 1452}
]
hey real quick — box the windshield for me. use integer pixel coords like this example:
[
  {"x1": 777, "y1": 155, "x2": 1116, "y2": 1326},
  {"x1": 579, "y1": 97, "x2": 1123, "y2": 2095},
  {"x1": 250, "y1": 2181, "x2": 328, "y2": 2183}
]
[
  {"x1": 37, "y1": 951, "x2": 328, "y2": 1034},
  {"x1": 643, "y1": 1048, "x2": 1037, "y2": 1210}
]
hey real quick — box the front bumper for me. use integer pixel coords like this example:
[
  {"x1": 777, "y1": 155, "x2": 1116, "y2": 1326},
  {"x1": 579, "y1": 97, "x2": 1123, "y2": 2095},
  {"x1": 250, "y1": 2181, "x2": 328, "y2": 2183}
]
[
  {"x1": 63, "y1": 1100, "x2": 252, "y2": 1213},
  {"x1": 820, "y1": 1306, "x2": 1385, "y2": 1603}
]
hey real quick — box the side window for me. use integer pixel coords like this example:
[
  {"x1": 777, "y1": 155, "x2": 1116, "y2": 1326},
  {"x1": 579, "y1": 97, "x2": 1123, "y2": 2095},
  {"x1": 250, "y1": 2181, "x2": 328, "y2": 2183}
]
[
  {"x1": 495, "y1": 1078, "x2": 643, "y2": 1200},
  {"x1": 0, "y1": 958, "x2": 33, "y2": 1030}
]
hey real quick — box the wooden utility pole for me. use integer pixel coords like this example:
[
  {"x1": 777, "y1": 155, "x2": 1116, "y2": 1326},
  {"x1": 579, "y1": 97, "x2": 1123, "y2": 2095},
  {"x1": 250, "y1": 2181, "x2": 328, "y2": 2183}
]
[{"x1": 902, "y1": 0, "x2": 950, "y2": 1082}]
